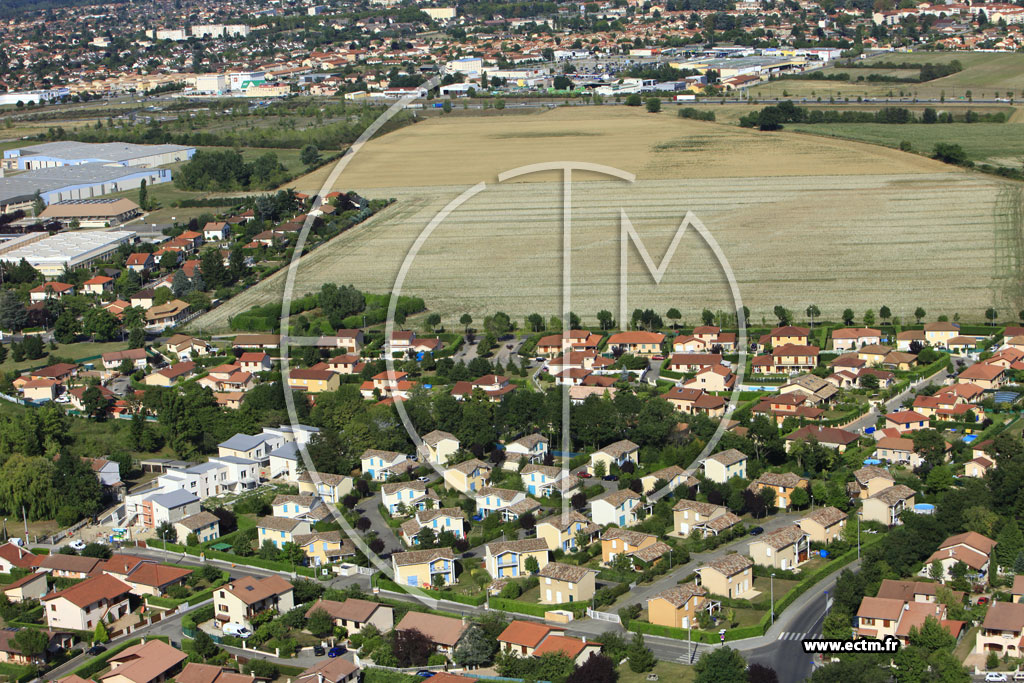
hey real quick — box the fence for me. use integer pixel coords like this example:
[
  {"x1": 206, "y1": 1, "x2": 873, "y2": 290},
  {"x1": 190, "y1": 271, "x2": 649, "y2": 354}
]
[{"x1": 586, "y1": 608, "x2": 621, "y2": 623}]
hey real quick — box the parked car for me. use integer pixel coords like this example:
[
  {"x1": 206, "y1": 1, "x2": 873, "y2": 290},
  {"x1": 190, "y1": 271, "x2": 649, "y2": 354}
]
[
  {"x1": 471, "y1": 514, "x2": 483, "y2": 521},
  {"x1": 978, "y1": 596, "x2": 991, "y2": 605},
  {"x1": 313, "y1": 645, "x2": 325, "y2": 656},
  {"x1": 985, "y1": 673, "x2": 1008, "y2": 682},
  {"x1": 749, "y1": 527, "x2": 765, "y2": 536},
  {"x1": 603, "y1": 474, "x2": 618, "y2": 481},
  {"x1": 418, "y1": 476, "x2": 430, "y2": 483},
  {"x1": 69, "y1": 539, "x2": 87, "y2": 550},
  {"x1": 415, "y1": 672, "x2": 435, "y2": 679},
  {"x1": 86, "y1": 645, "x2": 106, "y2": 656},
  {"x1": 328, "y1": 646, "x2": 345, "y2": 658},
  {"x1": 578, "y1": 472, "x2": 592, "y2": 479}
]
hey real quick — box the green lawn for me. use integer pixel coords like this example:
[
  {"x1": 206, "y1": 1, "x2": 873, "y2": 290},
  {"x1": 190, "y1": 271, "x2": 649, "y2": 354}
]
[
  {"x1": 0, "y1": 339, "x2": 130, "y2": 374},
  {"x1": 750, "y1": 51, "x2": 1024, "y2": 100},
  {"x1": 617, "y1": 661, "x2": 696, "y2": 683},
  {"x1": 954, "y1": 625, "x2": 979, "y2": 662},
  {"x1": 787, "y1": 121, "x2": 1024, "y2": 166}
]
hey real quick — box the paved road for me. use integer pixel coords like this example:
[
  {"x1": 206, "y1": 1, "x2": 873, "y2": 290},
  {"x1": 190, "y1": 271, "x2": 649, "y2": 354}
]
[{"x1": 357, "y1": 500, "x2": 403, "y2": 556}]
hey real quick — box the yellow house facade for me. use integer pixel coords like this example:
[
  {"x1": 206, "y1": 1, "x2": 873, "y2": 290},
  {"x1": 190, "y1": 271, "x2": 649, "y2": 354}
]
[{"x1": 392, "y1": 548, "x2": 455, "y2": 588}]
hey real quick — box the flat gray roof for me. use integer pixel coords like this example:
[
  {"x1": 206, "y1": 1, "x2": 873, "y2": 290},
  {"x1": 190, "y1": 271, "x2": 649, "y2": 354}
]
[
  {"x1": 8, "y1": 141, "x2": 193, "y2": 162},
  {"x1": 0, "y1": 163, "x2": 158, "y2": 205},
  {"x1": 1, "y1": 230, "x2": 135, "y2": 267}
]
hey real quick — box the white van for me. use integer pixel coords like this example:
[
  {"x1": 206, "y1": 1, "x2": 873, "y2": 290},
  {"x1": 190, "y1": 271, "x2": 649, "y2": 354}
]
[{"x1": 222, "y1": 623, "x2": 252, "y2": 639}]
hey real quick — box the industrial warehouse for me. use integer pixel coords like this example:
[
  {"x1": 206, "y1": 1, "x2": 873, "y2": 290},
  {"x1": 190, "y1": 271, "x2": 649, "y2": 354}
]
[
  {"x1": 1, "y1": 141, "x2": 195, "y2": 170},
  {"x1": 0, "y1": 140, "x2": 194, "y2": 215},
  {"x1": 0, "y1": 230, "x2": 137, "y2": 277}
]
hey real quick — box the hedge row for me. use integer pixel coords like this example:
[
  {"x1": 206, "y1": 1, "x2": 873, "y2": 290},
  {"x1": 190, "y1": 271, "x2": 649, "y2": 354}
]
[
  {"x1": 149, "y1": 542, "x2": 316, "y2": 577},
  {"x1": 487, "y1": 597, "x2": 588, "y2": 618},
  {"x1": 144, "y1": 571, "x2": 229, "y2": 608}
]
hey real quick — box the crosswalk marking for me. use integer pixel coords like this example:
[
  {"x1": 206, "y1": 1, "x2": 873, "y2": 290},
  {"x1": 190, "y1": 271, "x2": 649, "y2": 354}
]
[{"x1": 777, "y1": 632, "x2": 807, "y2": 641}]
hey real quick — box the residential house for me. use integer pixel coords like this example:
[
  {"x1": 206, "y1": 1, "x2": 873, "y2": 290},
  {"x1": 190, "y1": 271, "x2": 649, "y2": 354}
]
[
  {"x1": 392, "y1": 548, "x2": 455, "y2": 588},
  {"x1": 101, "y1": 348, "x2": 149, "y2": 373},
  {"x1": 294, "y1": 659, "x2": 359, "y2": 683},
  {"x1": 304, "y1": 598, "x2": 393, "y2": 634},
  {"x1": 537, "y1": 562, "x2": 597, "y2": 604},
  {"x1": 640, "y1": 465, "x2": 697, "y2": 495},
  {"x1": 215, "y1": 575, "x2": 295, "y2": 629},
  {"x1": 532, "y1": 635, "x2": 602, "y2": 666},
  {"x1": 748, "y1": 472, "x2": 808, "y2": 509},
  {"x1": 504, "y1": 434, "x2": 549, "y2": 468},
  {"x1": 798, "y1": 506, "x2": 848, "y2": 544},
  {"x1": 420, "y1": 430, "x2": 460, "y2": 466},
  {"x1": 361, "y1": 449, "x2": 414, "y2": 481},
  {"x1": 697, "y1": 554, "x2": 756, "y2": 599},
  {"x1": 82, "y1": 275, "x2": 114, "y2": 296},
  {"x1": 590, "y1": 489, "x2": 642, "y2": 528},
  {"x1": 784, "y1": 426, "x2": 859, "y2": 452},
  {"x1": 3, "y1": 572, "x2": 48, "y2": 603},
  {"x1": 29, "y1": 282, "x2": 75, "y2": 303},
  {"x1": 256, "y1": 516, "x2": 311, "y2": 549},
  {"x1": 831, "y1": 327, "x2": 882, "y2": 351},
  {"x1": 443, "y1": 458, "x2": 491, "y2": 494},
  {"x1": 850, "y1": 466, "x2": 895, "y2": 499},
  {"x1": 924, "y1": 322, "x2": 959, "y2": 346},
  {"x1": 536, "y1": 330, "x2": 604, "y2": 357},
  {"x1": 673, "y1": 500, "x2": 729, "y2": 536},
  {"x1": 287, "y1": 368, "x2": 340, "y2": 393},
  {"x1": 682, "y1": 364, "x2": 735, "y2": 392},
  {"x1": 920, "y1": 531, "x2": 997, "y2": 584},
  {"x1": 0, "y1": 543, "x2": 40, "y2": 574},
  {"x1": 702, "y1": 449, "x2": 747, "y2": 483},
  {"x1": 587, "y1": 439, "x2": 639, "y2": 475},
  {"x1": 144, "y1": 361, "x2": 196, "y2": 386},
  {"x1": 394, "y1": 610, "x2": 467, "y2": 655},
  {"x1": 173, "y1": 511, "x2": 220, "y2": 544},
  {"x1": 381, "y1": 481, "x2": 439, "y2": 515},
  {"x1": 861, "y1": 485, "x2": 916, "y2": 526},
  {"x1": 451, "y1": 375, "x2": 515, "y2": 402},
  {"x1": 166, "y1": 335, "x2": 212, "y2": 361},
  {"x1": 521, "y1": 464, "x2": 579, "y2": 498},
  {"x1": 42, "y1": 574, "x2": 132, "y2": 630},
  {"x1": 400, "y1": 507, "x2": 467, "y2": 545},
  {"x1": 778, "y1": 374, "x2": 839, "y2": 405},
  {"x1": 600, "y1": 528, "x2": 661, "y2": 566},
  {"x1": 748, "y1": 525, "x2": 810, "y2": 570},
  {"x1": 100, "y1": 556, "x2": 192, "y2": 597},
  {"x1": 497, "y1": 621, "x2": 565, "y2": 656},
  {"x1": 145, "y1": 300, "x2": 190, "y2": 331},
  {"x1": 606, "y1": 331, "x2": 665, "y2": 356},
  {"x1": 292, "y1": 531, "x2": 355, "y2": 566},
  {"x1": 752, "y1": 345, "x2": 819, "y2": 374},
  {"x1": 976, "y1": 601, "x2": 1024, "y2": 657},
  {"x1": 475, "y1": 487, "x2": 539, "y2": 521},
  {"x1": 297, "y1": 471, "x2": 353, "y2": 504},
  {"x1": 238, "y1": 352, "x2": 272, "y2": 374},
  {"x1": 667, "y1": 353, "x2": 722, "y2": 373},
  {"x1": 648, "y1": 584, "x2": 711, "y2": 630},
  {"x1": 965, "y1": 456, "x2": 996, "y2": 478},
  {"x1": 334, "y1": 329, "x2": 364, "y2": 354},
  {"x1": 202, "y1": 222, "x2": 231, "y2": 241},
  {"x1": 40, "y1": 554, "x2": 101, "y2": 579},
  {"x1": 100, "y1": 638, "x2": 187, "y2": 683},
  {"x1": 662, "y1": 387, "x2": 725, "y2": 418},
  {"x1": 484, "y1": 539, "x2": 550, "y2": 579},
  {"x1": 758, "y1": 326, "x2": 810, "y2": 349},
  {"x1": 958, "y1": 363, "x2": 1007, "y2": 391},
  {"x1": 855, "y1": 596, "x2": 905, "y2": 640},
  {"x1": 875, "y1": 437, "x2": 927, "y2": 469},
  {"x1": 536, "y1": 510, "x2": 600, "y2": 552},
  {"x1": 884, "y1": 410, "x2": 929, "y2": 434}
]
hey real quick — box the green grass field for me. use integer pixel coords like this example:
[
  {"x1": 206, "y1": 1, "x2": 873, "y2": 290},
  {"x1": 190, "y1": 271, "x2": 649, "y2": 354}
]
[
  {"x1": 787, "y1": 121, "x2": 1024, "y2": 165},
  {"x1": 0, "y1": 339, "x2": 129, "y2": 374},
  {"x1": 617, "y1": 661, "x2": 696, "y2": 683},
  {"x1": 750, "y1": 51, "x2": 1024, "y2": 100}
]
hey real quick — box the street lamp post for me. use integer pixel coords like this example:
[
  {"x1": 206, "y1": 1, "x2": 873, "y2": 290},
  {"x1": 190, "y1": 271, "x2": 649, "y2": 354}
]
[
  {"x1": 857, "y1": 511, "x2": 861, "y2": 560},
  {"x1": 771, "y1": 573, "x2": 775, "y2": 625}
]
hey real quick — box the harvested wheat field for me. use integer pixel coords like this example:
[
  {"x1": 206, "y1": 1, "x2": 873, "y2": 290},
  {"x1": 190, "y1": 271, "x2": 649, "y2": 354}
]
[{"x1": 194, "y1": 107, "x2": 1024, "y2": 332}]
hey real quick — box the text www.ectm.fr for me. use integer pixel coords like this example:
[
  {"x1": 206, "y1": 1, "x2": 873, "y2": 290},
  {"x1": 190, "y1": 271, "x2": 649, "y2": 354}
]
[{"x1": 802, "y1": 637, "x2": 901, "y2": 654}]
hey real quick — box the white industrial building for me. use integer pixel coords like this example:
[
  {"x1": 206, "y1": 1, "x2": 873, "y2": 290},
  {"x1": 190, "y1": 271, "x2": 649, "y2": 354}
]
[
  {"x1": 3, "y1": 141, "x2": 194, "y2": 170},
  {"x1": 0, "y1": 163, "x2": 172, "y2": 215},
  {"x1": 0, "y1": 230, "x2": 136, "y2": 277},
  {"x1": 190, "y1": 24, "x2": 250, "y2": 38}
]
